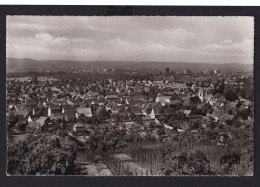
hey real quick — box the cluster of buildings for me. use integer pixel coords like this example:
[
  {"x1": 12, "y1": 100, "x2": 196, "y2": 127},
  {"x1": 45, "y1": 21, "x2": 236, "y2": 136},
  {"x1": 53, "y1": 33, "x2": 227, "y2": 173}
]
[
  {"x1": 164, "y1": 67, "x2": 221, "y2": 75},
  {"x1": 6, "y1": 69, "x2": 254, "y2": 144}
]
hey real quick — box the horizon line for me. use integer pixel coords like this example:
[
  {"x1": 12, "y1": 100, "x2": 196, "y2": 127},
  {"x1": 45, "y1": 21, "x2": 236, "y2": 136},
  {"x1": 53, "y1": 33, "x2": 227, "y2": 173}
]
[{"x1": 6, "y1": 57, "x2": 253, "y2": 65}]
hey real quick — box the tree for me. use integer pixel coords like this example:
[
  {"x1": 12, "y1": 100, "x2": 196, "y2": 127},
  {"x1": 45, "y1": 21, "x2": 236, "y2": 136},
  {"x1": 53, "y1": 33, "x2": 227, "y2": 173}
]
[
  {"x1": 224, "y1": 87, "x2": 238, "y2": 102},
  {"x1": 220, "y1": 151, "x2": 241, "y2": 175},
  {"x1": 16, "y1": 122, "x2": 27, "y2": 132},
  {"x1": 192, "y1": 108, "x2": 203, "y2": 116},
  {"x1": 240, "y1": 109, "x2": 249, "y2": 121},
  {"x1": 226, "y1": 119, "x2": 233, "y2": 126},
  {"x1": 149, "y1": 87, "x2": 157, "y2": 100},
  {"x1": 189, "y1": 96, "x2": 201, "y2": 105},
  {"x1": 238, "y1": 87, "x2": 247, "y2": 98},
  {"x1": 7, "y1": 134, "x2": 76, "y2": 175},
  {"x1": 191, "y1": 121, "x2": 200, "y2": 130},
  {"x1": 160, "y1": 150, "x2": 211, "y2": 175},
  {"x1": 201, "y1": 104, "x2": 213, "y2": 115},
  {"x1": 213, "y1": 79, "x2": 225, "y2": 95}
]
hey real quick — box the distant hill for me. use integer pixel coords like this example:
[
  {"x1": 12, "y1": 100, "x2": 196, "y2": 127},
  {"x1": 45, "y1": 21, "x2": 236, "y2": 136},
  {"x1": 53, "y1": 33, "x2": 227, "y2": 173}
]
[{"x1": 6, "y1": 58, "x2": 253, "y2": 73}]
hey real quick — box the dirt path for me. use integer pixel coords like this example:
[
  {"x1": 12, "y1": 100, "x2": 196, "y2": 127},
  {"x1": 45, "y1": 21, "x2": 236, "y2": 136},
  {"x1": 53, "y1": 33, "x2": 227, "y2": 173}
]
[
  {"x1": 76, "y1": 162, "x2": 113, "y2": 176},
  {"x1": 103, "y1": 154, "x2": 150, "y2": 176}
]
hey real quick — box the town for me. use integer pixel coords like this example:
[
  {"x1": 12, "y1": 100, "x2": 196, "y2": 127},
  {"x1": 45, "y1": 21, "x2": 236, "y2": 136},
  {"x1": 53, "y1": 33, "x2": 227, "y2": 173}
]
[{"x1": 7, "y1": 67, "x2": 254, "y2": 176}]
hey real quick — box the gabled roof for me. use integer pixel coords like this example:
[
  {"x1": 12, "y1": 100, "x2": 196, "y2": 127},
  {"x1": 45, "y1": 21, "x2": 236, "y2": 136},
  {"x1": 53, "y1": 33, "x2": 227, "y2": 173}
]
[
  {"x1": 74, "y1": 123, "x2": 85, "y2": 128},
  {"x1": 244, "y1": 100, "x2": 253, "y2": 107},
  {"x1": 94, "y1": 106, "x2": 105, "y2": 115},
  {"x1": 117, "y1": 105, "x2": 125, "y2": 111},
  {"x1": 52, "y1": 99, "x2": 67, "y2": 105},
  {"x1": 87, "y1": 99, "x2": 99, "y2": 105},
  {"x1": 36, "y1": 116, "x2": 49, "y2": 123},
  {"x1": 162, "y1": 107, "x2": 176, "y2": 115},
  {"x1": 128, "y1": 106, "x2": 142, "y2": 115},
  {"x1": 198, "y1": 87, "x2": 204, "y2": 93},
  {"x1": 87, "y1": 91, "x2": 98, "y2": 97},
  {"x1": 229, "y1": 102, "x2": 238, "y2": 108},
  {"x1": 25, "y1": 98, "x2": 37, "y2": 105},
  {"x1": 15, "y1": 110, "x2": 29, "y2": 118},
  {"x1": 156, "y1": 96, "x2": 171, "y2": 103},
  {"x1": 211, "y1": 110, "x2": 224, "y2": 118},
  {"x1": 204, "y1": 94, "x2": 213, "y2": 100},
  {"x1": 67, "y1": 100, "x2": 75, "y2": 105},
  {"x1": 27, "y1": 121, "x2": 41, "y2": 129},
  {"x1": 184, "y1": 110, "x2": 191, "y2": 115},
  {"x1": 66, "y1": 111, "x2": 75, "y2": 119},
  {"x1": 15, "y1": 104, "x2": 27, "y2": 111},
  {"x1": 49, "y1": 105, "x2": 61, "y2": 111},
  {"x1": 50, "y1": 114, "x2": 63, "y2": 121},
  {"x1": 152, "y1": 104, "x2": 161, "y2": 115},
  {"x1": 170, "y1": 100, "x2": 182, "y2": 106},
  {"x1": 219, "y1": 114, "x2": 234, "y2": 122},
  {"x1": 79, "y1": 103, "x2": 88, "y2": 108},
  {"x1": 77, "y1": 107, "x2": 92, "y2": 116},
  {"x1": 106, "y1": 103, "x2": 117, "y2": 108},
  {"x1": 239, "y1": 105, "x2": 247, "y2": 111},
  {"x1": 105, "y1": 95, "x2": 119, "y2": 99}
]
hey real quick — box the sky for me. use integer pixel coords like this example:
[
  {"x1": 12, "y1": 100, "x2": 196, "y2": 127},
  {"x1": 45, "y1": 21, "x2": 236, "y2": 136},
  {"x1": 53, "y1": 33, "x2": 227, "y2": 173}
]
[{"x1": 7, "y1": 16, "x2": 254, "y2": 64}]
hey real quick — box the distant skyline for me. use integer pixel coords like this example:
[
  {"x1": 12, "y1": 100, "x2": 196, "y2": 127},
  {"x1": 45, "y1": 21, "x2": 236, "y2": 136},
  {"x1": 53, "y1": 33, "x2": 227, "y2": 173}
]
[{"x1": 7, "y1": 16, "x2": 254, "y2": 64}]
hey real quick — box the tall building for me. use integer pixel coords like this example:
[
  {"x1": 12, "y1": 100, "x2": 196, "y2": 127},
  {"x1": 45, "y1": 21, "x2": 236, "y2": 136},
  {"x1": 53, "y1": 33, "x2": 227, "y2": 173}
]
[
  {"x1": 198, "y1": 87, "x2": 204, "y2": 102},
  {"x1": 32, "y1": 76, "x2": 38, "y2": 83},
  {"x1": 214, "y1": 69, "x2": 221, "y2": 75},
  {"x1": 165, "y1": 67, "x2": 170, "y2": 74},
  {"x1": 184, "y1": 69, "x2": 192, "y2": 75}
]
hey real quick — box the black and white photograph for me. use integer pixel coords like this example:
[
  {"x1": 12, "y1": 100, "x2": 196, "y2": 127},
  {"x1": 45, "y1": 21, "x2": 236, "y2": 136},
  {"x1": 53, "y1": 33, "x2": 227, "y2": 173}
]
[{"x1": 6, "y1": 15, "x2": 254, "y2": 176}]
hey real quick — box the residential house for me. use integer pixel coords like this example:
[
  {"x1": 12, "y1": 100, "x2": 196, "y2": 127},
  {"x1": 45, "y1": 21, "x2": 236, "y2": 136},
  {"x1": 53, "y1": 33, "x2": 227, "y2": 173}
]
[
  {"x1": 15, "y1": 110, "x2": 29, "y2": 124},
  {"x1": 73, "y1": 123, "x2": 86, "y2": 135},
  {"x1": 76, "y1": 107, "x2": 93, "y2": 118},
  {"x1": 105, "y1": 95, "x2": 120, "y2": 103},
  {"x1": 128, "y1": 106, "x2": 143, "y2": 116},
  {"x1": 219, "y1": 114, "x2": 234, "y2": 124},
  {"x1": 26, "y1": 121, "x2": 41, "y2": 131},
  {"x1": 52, "y1": 98, "x2": 67, "y2": 106},
  {"x1": 36, "y1": 116, "x2": 50, "y2": 129},
  {"x1": 94, "y1": 106, "x2": 106, "y2": 116},
  {"x1": 211, "y1": 110, "x2": 224, "y2": 121},
  {"x1": 183, "y1": 110, "x2": 192, "y2": 117},
  {"x1": 155, "y1": 96, "x2": 171, "y2": 105},
  {"x1": 48, "y1": 105, "x2": 61, "y2": 117},
  {"x1": 169, "y1": 100, "x2": 182, "y2": 109},
  {"x1": 150, "y1": 104, "x2": 162, "y2": 120}
]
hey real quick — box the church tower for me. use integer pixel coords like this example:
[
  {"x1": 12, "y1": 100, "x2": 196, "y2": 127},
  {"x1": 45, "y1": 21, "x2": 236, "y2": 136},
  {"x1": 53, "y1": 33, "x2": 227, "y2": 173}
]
[{"x1": 198, "y1": 87, "x2": 204, "y2": 102}]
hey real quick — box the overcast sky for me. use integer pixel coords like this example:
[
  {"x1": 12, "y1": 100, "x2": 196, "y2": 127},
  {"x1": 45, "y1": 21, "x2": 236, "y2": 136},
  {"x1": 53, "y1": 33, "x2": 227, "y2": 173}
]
[{"x1": 7, "y1": 16, "x2": 254, "y2": 64}]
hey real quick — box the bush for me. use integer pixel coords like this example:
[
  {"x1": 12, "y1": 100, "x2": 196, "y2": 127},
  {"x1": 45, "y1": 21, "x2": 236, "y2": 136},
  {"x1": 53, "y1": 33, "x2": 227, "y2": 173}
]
[
  {"x1": 220, "y1": 151, "x2": 241, "y2": 175},
  {"x1": 224, "y1": 87, "x2": 238, "y2": 101},
  {"x1": 7, "y1": 134, "x2": 77, "y2": 175},
  {"x1": 209, "y1": 122, "x2": 217, "y2": 129},
  {"x1": 160, "y1": 150, "x2": 211, "y2": 175},
  {"x1": 226, "y1": 119, "x2": 233, "y2": 126}
]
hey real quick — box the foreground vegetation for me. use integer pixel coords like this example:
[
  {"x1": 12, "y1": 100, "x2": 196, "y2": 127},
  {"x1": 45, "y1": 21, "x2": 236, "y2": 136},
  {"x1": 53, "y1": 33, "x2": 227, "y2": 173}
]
[
  {"x1": 8, "y1": 115, "x2": 253, "y2": 176},
  {"x1": 76, "y1": 141, "x2": 253, "y2": 176},
  {"x1": 7, "y1": 131, "x2": 77, "y2": 175}
]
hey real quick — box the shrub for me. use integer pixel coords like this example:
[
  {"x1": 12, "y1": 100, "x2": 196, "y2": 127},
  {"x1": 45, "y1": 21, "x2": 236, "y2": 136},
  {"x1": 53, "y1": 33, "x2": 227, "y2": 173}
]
[
  {"x1": 160, "y1": 150, "x2": 211, "y2": 176},
  {"x1": 220, "y1": 151, "x2": 241, "y2": 175},
  {"x1": 7, "y1": 134, "x2": 76, "y2": 175}
]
